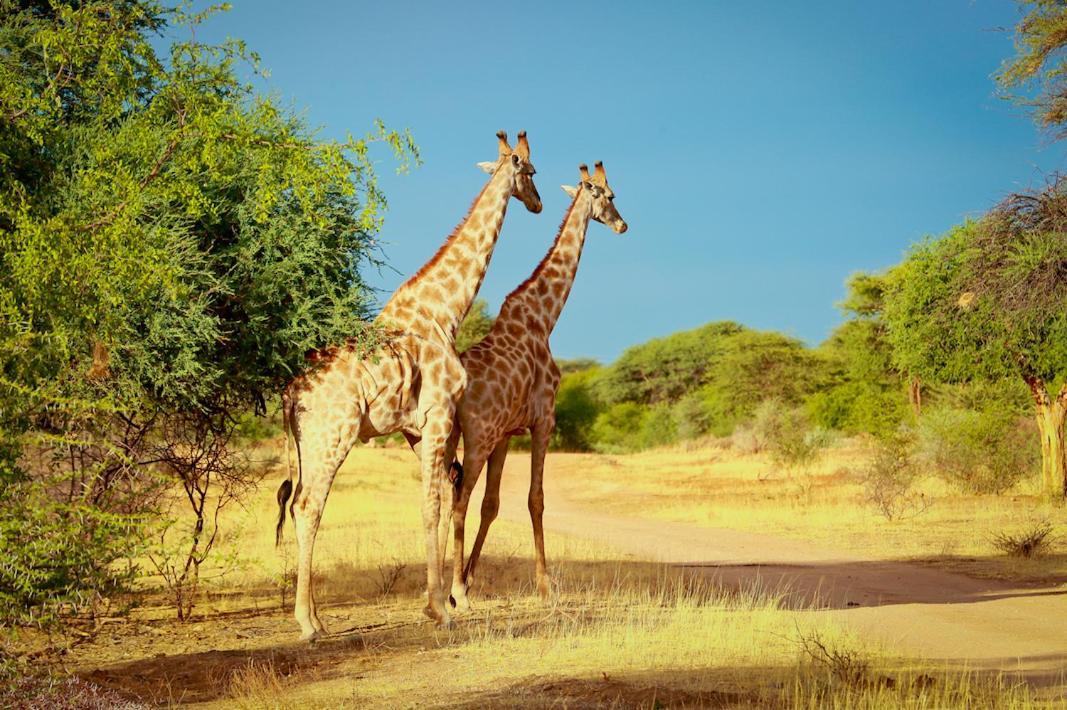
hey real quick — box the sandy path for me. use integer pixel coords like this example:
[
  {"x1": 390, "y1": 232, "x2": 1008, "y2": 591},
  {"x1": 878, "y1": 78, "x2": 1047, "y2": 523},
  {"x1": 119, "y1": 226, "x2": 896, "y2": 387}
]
[{"x1": 483, "y1": 453, "x2": 1067, "y2": 687}]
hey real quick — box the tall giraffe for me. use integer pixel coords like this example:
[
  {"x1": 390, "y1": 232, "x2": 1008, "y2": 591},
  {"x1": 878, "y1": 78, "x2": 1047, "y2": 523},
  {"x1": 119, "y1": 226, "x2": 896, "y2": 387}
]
[
  {"x1": 446, "y1": 162, "x2": 626, "y2": 611},
  {"x1": 276, "y1": 131, "x2": 541, "y2": 638}
]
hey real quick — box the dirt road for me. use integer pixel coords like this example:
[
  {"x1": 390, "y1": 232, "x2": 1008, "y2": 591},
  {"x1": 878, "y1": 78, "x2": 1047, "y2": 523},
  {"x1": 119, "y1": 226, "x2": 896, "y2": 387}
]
[{"x1": 487, "y1": 454, "x2": 1067, "y2": 688}]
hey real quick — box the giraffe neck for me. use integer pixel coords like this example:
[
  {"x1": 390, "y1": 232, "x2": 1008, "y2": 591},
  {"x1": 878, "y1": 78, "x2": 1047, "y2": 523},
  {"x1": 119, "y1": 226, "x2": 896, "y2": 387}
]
[
  {"x1": 379, "y1": 168, "x2": 513, "y2": 343},
  {"x1": 499, "y1": 193, "x2": 593, "y2": 334}
]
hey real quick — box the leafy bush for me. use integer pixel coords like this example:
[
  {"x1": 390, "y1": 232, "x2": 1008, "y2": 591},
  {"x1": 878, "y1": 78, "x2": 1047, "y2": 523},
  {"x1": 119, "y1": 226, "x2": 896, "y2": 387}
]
[
  {"x1": 806, "y1": 381, "x2": 909, "y2": 437},
  {"x1": 0, "y1": 483, "x2": 143, "y2": 625},
  {"x1": 552, "y1": 368, "x2": 603, "y2": 451},
  {"x1": 749, "y1": 401, "x2": 830, "y2": 473},
  {"x1": 915, "y1": 407, "x2": 1039, "y2": 494},
  {"x1": 590, "y1": 402, "x2": 648, "y2": 453}
]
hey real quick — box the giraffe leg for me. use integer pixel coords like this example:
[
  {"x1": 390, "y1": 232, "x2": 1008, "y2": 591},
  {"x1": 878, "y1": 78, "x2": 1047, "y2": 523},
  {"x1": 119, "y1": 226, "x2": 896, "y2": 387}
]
[
  {"x1": 448, "y1": 442, "x2": 492, "y2": 613},
  {"x1": 529, "y1": 421, "x2": 553, "y2": 600},
  {"x1": 418, "y1": 414, "x2": 454, "y2": 627},
  {"x1": 290, "y1": 406, "x2": 357, "y2": 641},
  {"x1": 463, "y1": 439, "x2": 509, "y2": 593},
  {"x1": 292, "y1": 460, "x2": 339, "y2": 641}
]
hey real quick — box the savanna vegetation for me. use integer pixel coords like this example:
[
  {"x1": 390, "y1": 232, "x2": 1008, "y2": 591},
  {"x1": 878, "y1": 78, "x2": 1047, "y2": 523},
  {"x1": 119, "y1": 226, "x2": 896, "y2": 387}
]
[{"x1": 1, "y1": 0, "x2": 1065, "y2": 707}]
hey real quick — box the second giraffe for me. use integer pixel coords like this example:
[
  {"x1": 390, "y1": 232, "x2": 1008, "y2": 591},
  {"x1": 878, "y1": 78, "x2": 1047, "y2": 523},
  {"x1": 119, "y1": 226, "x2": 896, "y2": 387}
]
[{"x1": 446, "y1": 162, "x2": 627, "y2": 611}]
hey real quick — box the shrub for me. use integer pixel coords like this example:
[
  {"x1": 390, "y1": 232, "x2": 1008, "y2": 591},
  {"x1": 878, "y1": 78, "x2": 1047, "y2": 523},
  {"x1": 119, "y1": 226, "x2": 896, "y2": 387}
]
[
  {"x1": 991, "y1": 522, "x2": 1054, "y2": 558},
  {"x1": 915, "y1": 406, "x2": 1039, "y2": 494},
  {"x1": 552, "y1": 368, "x2": 603, "y2": 451},
  {"x1": 752, "y1": 401, "x2": 831, "y2": 474},
  {"x1": 590, "y1": 402, "x2": 648, "y2": 453},
  {"x1": 861, "y1": 432, "x2": 931, "y2": 521}
]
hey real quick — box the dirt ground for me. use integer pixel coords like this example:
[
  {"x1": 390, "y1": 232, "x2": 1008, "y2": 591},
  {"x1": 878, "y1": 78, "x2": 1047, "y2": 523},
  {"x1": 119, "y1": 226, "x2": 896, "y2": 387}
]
[
  {"x1": 491, "y1": 452, "x2": 1067, "y2": 689},
  {"x1": 13, "y1": 447, "x2": 1067, "y2": 707}
]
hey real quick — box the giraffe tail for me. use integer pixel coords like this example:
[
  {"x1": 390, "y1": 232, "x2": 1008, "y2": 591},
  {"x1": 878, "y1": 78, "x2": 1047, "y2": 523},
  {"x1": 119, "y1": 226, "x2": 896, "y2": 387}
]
[{"x1": 275, "y1": 390, "x2": 296, "y2": 547}]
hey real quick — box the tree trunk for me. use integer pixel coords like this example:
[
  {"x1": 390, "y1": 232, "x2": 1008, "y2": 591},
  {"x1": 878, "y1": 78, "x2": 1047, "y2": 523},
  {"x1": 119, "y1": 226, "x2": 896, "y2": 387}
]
[
  {"x1": 908, "y1": 375, "x2": 923, "y2": 418},
  {"x1": 1026, "y1": 377, "x2": 1067, "y2": 500},
  {"x1": 1035, "y1": 399, "x2": 1066, "y2": 500}
]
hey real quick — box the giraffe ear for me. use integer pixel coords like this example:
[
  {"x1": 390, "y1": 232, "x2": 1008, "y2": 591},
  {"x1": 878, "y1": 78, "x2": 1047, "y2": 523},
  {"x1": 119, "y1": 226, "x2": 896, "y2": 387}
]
[
  {"x1": 476, "y1": 161, "x2": 497, "y2": 174},
  {"x1": 560, "y1": 184, "x2": 578, "y2": 198}
]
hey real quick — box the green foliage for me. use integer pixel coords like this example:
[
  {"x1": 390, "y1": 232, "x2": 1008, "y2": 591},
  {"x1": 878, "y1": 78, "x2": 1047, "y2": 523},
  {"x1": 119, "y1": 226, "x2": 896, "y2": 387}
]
[
  {"x1": 556, "y1": 357, "x2": 600, "y2": 374},
  {"x1": 996, "y1": 0, "x2": 1067, "y2": 133},
  {"x1": 0, "y1": 1, "x2": 416, "y2": 622},
  {"x1": 749, "y1": 400, "x2": 831, "y2": 473},
  {"x1": 593, "y1": 321, "x2": 745, "y2": 406},
  {"x1": 455, "y1": 299, "x2": 494, "y2": 354},
  {"x1": 915, "y1": 406, "x2": 1039, "y2": 494},
  {"x1": 590, "y1": 402, "x2": 648, "y2": 453},
  {"x1": 552, "y1": 367, "x2": 602, "y2": 451},
  {"x1": 700, "y1": 330, "x2": 831, "y2": 436},
  {"x1": 884, "y1": 215, "x2": 1067, "y2": 388},
  {"x1": 0, "y1": 482, "x2": 143, "y2": 624}
]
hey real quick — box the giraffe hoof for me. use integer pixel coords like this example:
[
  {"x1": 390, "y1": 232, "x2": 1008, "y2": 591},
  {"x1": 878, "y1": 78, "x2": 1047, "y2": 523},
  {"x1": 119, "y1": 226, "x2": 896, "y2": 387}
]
[
  {"x1": 423, "y1": 603, "x2": 453, "y2": 628},
  {"x1": 300, "y1": 629, "x2": 323, "y2": 643}
]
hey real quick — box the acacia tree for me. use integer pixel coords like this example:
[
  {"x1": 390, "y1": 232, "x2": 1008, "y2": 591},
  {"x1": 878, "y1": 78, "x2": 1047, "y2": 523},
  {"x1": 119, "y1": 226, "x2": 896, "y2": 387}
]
[
  {"x1": 0, "y1": 1, "x2": 417, "y2": 621},
  {"x1": 997, "y1": 0, "x2": 1067, "y2": 135},
  {"x1": 884, "y1": 187, "x2": 1067, "y2": 498}
]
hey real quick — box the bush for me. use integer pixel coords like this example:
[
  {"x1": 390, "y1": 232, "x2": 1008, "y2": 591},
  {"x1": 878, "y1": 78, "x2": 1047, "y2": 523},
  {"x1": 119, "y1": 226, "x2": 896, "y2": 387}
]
[
  {"x1": 806, "y1": 381, "x2": 909, "y2": 437},
  {"x1": 750, "y1": 401, "x2": 830, "y2": 473},
  {"x1": 590, "y1": 402, "x2": 648, "y2": 453},
  {"x1": 861, "y1": 432, "x2": 930, "y2": 521},
  {"x1": 0, "y1": 483, "x2": 143, "y2": 625},
  {"x1": 915, "y1": 407, "x2": 1039, "y2": 494},
  {"x1": 552, "y1": 368, "x2": 603, "y2": 451},
  {"x1": 991, "y1": 522, "x2": 1054, "y2": 558}
]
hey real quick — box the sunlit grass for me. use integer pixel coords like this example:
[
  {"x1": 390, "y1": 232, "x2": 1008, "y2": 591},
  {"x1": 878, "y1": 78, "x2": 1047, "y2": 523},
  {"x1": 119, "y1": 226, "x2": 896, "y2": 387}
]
[
  {"x1": 546, "y1": 439, "x2": 1067, "y2": 582},
  {"x1": 41, "y1": 442, "x2": 1060, "y2": 708}
]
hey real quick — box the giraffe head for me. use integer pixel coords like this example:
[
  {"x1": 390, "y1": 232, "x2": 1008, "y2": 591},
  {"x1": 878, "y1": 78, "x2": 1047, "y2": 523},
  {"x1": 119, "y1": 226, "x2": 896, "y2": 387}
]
[
  {"x1": 562, "y1": 161, "x2": 628, "y2": 233},
  {"x1": 477, "y1": 130, "x2": 542, "y2": 213}
]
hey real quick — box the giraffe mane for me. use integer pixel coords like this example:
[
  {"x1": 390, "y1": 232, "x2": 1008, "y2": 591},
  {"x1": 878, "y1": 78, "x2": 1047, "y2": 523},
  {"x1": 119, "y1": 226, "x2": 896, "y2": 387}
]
[
  {"x1": 399, "y1": 179, "x2": 494, "y2": 288},
  {"x1": 501, "y1": 195, "x2": 579, "y2": 305}
]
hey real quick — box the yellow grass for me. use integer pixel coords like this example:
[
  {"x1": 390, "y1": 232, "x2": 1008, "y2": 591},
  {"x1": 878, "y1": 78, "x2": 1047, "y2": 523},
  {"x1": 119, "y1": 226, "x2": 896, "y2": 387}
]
[
  {"x1": 19, "y1": 443, "x2": 1060, "y2": 708},
  {"x1": 547, "y1": 438, "x2": 1067, "y2": 582}
]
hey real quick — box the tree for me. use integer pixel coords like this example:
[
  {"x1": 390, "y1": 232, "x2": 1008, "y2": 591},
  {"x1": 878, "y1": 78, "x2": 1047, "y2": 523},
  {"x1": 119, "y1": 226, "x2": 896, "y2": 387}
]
[
  {"x1": 884, "y1": 186, "x2": 1067, "y2": 498},
  {"x1": 455, "y1": 299, "x2": 494, "y2": 354},
  {"x1": 808, "y1": 273, "x2": 910, "y2": 435},
  {"x1": 996, "y1": 0, "x2": 1067, "y2": 136},
  {"x1": 701, "y1": 330, "x2": 831, "y2": 435},
  {"x1": 593, "y1": 321, "x2": 745, "y2": 405},
  {"x1": 0, "y1": 1, "x2": 417, "y2": 621}
]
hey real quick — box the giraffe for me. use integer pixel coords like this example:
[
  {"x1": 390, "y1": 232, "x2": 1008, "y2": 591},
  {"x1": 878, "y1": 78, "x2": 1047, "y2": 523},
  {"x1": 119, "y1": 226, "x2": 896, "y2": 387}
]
[
  {"x1": 275, "y1": 131, "x2": 542, "y2": 639},
  {"x1": 445, "y1": 161, "x2": 626, "y2": 611}
]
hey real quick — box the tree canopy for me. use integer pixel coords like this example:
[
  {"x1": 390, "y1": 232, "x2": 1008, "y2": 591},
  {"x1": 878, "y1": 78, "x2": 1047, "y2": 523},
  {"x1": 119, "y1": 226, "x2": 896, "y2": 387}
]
[
  {"x1": 884, "y1": 186, "x2": 1067, "y2": 496},
  {"x1": 0, "y1": 0, "x2": 417, "y2": 621}
]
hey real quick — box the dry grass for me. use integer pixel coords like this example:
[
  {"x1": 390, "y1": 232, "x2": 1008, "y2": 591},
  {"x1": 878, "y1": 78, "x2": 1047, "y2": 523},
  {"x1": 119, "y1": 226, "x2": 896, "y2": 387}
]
[
  {"x1": 13, "y1": 442, "x2": 1061, "y2": 708},
  {"x1": 548, "y1": 439, "x2": 1067, "y2": 583}
]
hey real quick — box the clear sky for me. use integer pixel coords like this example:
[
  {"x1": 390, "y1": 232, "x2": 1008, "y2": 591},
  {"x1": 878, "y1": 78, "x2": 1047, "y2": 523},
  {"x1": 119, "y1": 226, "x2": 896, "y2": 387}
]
[{"x1": 187, "y1": 0, "x2": 1061, "y2": 363}]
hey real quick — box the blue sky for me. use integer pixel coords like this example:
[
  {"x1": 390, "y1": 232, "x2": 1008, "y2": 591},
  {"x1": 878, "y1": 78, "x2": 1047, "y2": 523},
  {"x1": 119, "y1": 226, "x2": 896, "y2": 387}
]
[{"x1": 188, "y1": 1, "x2": 1060, "y2": 362}]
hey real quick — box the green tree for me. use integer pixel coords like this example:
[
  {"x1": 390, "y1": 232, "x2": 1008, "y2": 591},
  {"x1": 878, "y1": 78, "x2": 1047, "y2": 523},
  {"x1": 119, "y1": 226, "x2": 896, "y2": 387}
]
[
  {"x1": 0, "y1": 1, "x2": 416, "y2": 621},
  {"x1": 455, "y1": 299, "x2": 494, "y2": 354},
  {"x1": 884, "y1": 188, "x2": 1067, "y2": 498},
  {"x1": 552, "y1": 367, "x2": 603, "y2": 451},
  {"x1": 809, "y1": 272, "x2": 910, "y2": 436},
  {"x1": 594, "y1": 321, "x2": 745, "y2": 405},
  {"x1": 701, "y1": 330, "x2": 831, "y2": 436},
  {"x1": 997, "y1": 0, "x2": 1067, "y2": 135}
]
